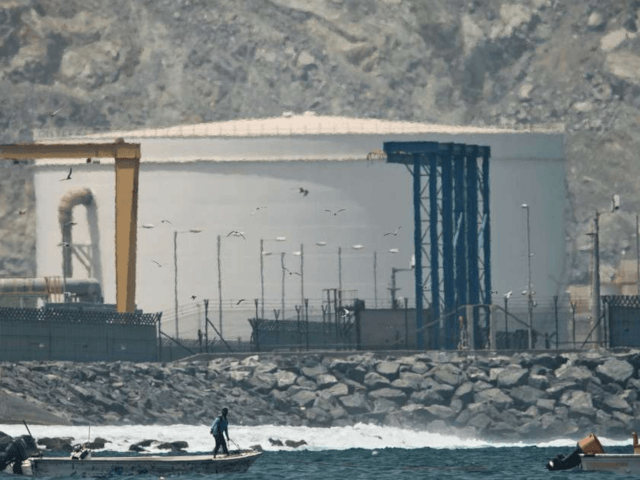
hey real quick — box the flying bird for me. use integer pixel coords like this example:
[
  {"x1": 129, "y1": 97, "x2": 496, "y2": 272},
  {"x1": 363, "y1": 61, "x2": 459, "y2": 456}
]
[
  {"x1": 388, "y1": 248, "x2": 399, "y2": 254},
  {"x1": 315, "y1": 241, "x2": 327, "y2": 246},
  {"x1": 284, "y1": 267, "x2": 301, "y2": 276},
  {"x1": 60, "y1": 242, "x2": 71, "y2": 248},
  {"x1": 18, "y1": 209, "x2": 26, "y2": 215},
  {"x1": 191, "y1": 295, "x2": 197, "y2": 300},
  {"x1": 227, "y1": 230, "x2": 246, "y2": 240},
  {"x1": 293, "y1": 187, "x2": 309, "y2": 196},
  {"x1": 64, "y1": 221, "x2": 77, "y2": 226},
  {"x1": 384, "y1": 226, "x2": 401, "y2": 237},
  {"x1": 611, "y1": 194, "x2": 620, "y2": 212},
  {"x1": 49, "y1": 108, "x2": 62, "y2": 117},
  {"x1": 340, "y1": 307, "x2": 352, "y2": 318},
  {"x1": 60, "y1": 167, "x2": 72, "y2": 181},
  {"x1": 141, "y1": 224, "x2": 155, "y2": 229},
  {"x1": 151, "y1": 260, "x2": 162, "y2": 267},
  {"x1": 161, "y1": 219, "x2": 172, "y2": 225},
  {"x1": 325, "y1": 208, "x2": 346, "y2": 216},
  {"x1": 236, "y1": 299, "x2": 245, "y2": 305},
  {"x1": 251, "y1": 207, "x2": 267, "y2": 215},
  {"x1": 504, "y1": 290, "x2": 513, "y2": 299},
  {"x1": 352, "y1": 244, "x2": 364, "y2": 250}
]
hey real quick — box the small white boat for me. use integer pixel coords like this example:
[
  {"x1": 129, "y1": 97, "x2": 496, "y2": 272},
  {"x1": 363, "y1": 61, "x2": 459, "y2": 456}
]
[
  {"x1": 1, "y1": 435, "x2": 261, "y2": 477},
  {"x1": 18, "y1": 450, "x2": 262, "y2": 477},
  {"x1": 579, "y1": 453, "x2": 640, "y2": 474},
  {"x1": 547, "y1": 432, "x2": 640, "y2": 474}
]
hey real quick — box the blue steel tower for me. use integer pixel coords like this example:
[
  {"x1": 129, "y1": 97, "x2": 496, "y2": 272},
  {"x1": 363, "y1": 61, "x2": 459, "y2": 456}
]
[{"x1": 383, "y1": 142, "x2": 492, "y2": 350}]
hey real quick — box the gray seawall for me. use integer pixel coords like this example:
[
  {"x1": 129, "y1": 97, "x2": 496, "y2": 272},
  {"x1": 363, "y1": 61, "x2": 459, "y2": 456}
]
[{"x1": 1, "y1": 350, "x2": 639, "y2": 442}]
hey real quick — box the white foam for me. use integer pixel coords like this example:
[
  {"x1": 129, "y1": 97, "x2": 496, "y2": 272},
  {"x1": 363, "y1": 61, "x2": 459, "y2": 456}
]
[{"x1": 1, "y1": 424, "x2": 631, "y2": 453}]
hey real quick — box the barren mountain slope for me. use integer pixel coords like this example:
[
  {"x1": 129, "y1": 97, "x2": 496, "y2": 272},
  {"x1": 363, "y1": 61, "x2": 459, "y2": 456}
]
[{"x1": 2, "y1": 0, "x2": 640, "y2": 287}]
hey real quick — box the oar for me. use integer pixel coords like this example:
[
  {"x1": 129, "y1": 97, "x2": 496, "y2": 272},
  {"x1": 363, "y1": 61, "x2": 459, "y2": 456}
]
[
  {"x1": 22, "y1": 420, "x2": 33, "y2": 438},
  {"x1": 228, "y1": 439, "x2": 241, "y2": 452}
]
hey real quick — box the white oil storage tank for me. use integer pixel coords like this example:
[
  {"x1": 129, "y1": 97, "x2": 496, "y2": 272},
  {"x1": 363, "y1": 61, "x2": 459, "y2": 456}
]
[{"x1": 32, "y1": 115, "x2": 566, "y2": 342}]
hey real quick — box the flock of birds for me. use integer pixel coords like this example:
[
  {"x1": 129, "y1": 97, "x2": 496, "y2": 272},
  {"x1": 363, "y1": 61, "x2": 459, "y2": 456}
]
[
  {"x1": 134, "y1": 186, "x2": 405, "y2": 304},
  {"x1": 36, "y1": 155, "x2": 405, "y2": 307}
]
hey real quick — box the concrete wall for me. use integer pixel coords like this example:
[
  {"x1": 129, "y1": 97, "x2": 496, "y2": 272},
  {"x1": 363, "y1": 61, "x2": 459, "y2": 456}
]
[{"x1": 33, "y1": 129, "x2": 566, "y2": 341}]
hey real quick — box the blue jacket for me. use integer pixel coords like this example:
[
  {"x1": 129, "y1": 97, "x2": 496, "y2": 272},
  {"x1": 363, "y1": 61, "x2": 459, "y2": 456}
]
[{"x1": 210, "y1": 415, "x2": 228, "y2": 437}]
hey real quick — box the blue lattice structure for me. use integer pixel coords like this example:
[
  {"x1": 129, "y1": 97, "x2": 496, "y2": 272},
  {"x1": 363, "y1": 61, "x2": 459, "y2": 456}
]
[{"x1": 383, "y1": 142, "x2": 492, "y2": 350}]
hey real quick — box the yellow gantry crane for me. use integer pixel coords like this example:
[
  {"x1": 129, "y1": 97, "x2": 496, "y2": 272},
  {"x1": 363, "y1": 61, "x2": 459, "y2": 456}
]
[{"x1": 0, "y1": 141, "x2": 141, "y2": 313}]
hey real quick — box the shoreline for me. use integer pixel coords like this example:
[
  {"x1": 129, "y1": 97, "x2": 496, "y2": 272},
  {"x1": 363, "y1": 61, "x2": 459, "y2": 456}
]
[{"x1": 1, "y1": 349, "x2": 638, "y2": 442}]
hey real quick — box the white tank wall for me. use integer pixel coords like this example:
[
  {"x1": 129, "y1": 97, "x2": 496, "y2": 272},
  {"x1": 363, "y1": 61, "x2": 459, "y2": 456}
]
[{"x1": 34, "y1": 130, "x2": 566, "y2": 339}]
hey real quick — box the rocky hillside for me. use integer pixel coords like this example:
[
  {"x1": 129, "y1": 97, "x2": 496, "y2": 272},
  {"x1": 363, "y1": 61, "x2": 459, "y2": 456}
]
[{"x1": 1, "y1": 0, "x2": 640, "y2": 285}]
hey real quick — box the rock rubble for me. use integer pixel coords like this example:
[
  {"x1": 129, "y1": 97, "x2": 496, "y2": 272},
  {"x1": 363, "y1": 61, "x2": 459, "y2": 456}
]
[{"x1": 2, "y1": 350, "x2": 640, "y2": 441}]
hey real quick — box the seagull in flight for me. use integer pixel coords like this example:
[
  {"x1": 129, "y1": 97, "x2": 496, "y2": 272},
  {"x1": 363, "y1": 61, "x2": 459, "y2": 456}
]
[
  {"x1": 60, "y1": 167, "x2": 72, "y2": 181},
  {"x1": 227, "y1": 230, "x2": 246, "y2": 240},
  {"x1": 161, "y1": 219, "x2": 172, "y2": 225},
  {"x1": 325, "y1": 208, "x2": 346, "y2": 216},
  {"x1": 388, "y1": 248, "x2": 399, "y2": 254},
  {"x1": 60, "y1": 242, "x2": 71, "y2": 248},
  {"x1": 64, "y1": 221, "x2": 77, "y2": 226},
  {"x1": 284, "y1": 267, "x2": 301, "y2": 276},
  {"x1": 49, "y1": 108, "x2": 62, "y2": 117},
  {"x1": 340, "y1": 307, "x2": 352, "y2": 318},
  {"x1": 384, "y1": 226, "x2": 401, "y2": 237},
  {"x1": 292, "y1": 187, "x2": 309, "y2": 196},
  {"x1": 191, "y1": 295, "x2": 197, "y2": 300},
  {"x1": 18, "y1": 209, "x2": 26, "y2": 215},
  {"x1": 251, "y1": 206, "x2": 267, "y2": 215},
  {"x1": 151, "y1": 260, "x2": 162, "y2": 267},
  {"x1": 504, "y1": 290, "x2": 512, "y2": 299},
  {"x1": 141, "y1": 223, "x2": 154, "y2": 229},
  {"x1": 236, "y1": 299, "x2": 245, "y2": 305}
]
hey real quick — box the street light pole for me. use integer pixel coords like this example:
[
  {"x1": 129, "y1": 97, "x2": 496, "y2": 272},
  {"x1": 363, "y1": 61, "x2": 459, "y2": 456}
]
[
  {"x1": 173, "y1": 230, "x2": 179, "y2": 338},
  {"x1": 281, "y1": 252, "x2": 285, "y2": 320},
  {"x1": 260, "y1": 236, "x2": 286, "y2": 320},
  {"x1": 260, "y1": 239, "x2": 264, "y2": 320},
  {"x1": 591, "y1": 210, "x2": 602, "y2": 346},
  {"x1": 173, "y1": 228, "x2": 203, "y2": 339},
  {"x1": 522, "y1": 204, "x2": 534, "y2": 350}
]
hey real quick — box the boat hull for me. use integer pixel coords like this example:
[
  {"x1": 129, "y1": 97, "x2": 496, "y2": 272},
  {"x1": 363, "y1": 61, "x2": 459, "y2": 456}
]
[
  {"x1": 18, "y1": 451, "x2": 261, "y2": 477},
  {"x1": 580, "y1": 454, "x2": 640, "y2": 474}
]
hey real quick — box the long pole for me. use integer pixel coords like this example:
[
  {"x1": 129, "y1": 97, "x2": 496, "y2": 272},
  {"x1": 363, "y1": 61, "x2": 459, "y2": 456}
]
[
  {"x1": 636, "y1": 215, "x2": 640, "y2": 295},
  {"x1": 300, "y1": 244, "x2": 304, "y2": 313},
  {"x1": 281, "y1": 252, "x2": 285, "y2": 320},
  {"x1": 260, "y1": 239, "x2": 265, "y2": 320},
  {"x1": 217, "y1": 235, "x2": 222, "y2": 338},
  {"x1": 173, "y1": 230, "x2": 179, "y2": 338},
  {"x1": 523, "y1": 205, "x2": 533, "y2": 350},
  {"x1": 374, "y1": 251, "x2": 378, "y2": 309},
  {"x1": 591, "y1": 211, "x2": 601, "y2": 346},
  {"x1": 338, "y1": 247, "x2": 342, "y2": 300}
]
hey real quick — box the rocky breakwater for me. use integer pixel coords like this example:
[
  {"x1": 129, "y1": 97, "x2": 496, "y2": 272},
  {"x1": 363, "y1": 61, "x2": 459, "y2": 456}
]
[{"x1": 2, "y1": 350, "x2": 640, "y2": 441}]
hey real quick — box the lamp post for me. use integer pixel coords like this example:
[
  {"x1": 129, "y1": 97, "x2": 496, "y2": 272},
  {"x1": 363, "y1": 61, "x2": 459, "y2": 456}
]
[
  {"x1": 173, "y1": 228, "x2": 203, "y2": 338},
  {"x1": 587, "y1": 211, "x2": 602, "y2": 346},
  {"x1": 389, "y1": 267, "x2": 412, "y2": 309},
  {"x1": 260, "y1": 236, "x2": 286, "y2": 319},
  {"x1": 521, "y1": 204, "x2": 534, "y2": 350}
]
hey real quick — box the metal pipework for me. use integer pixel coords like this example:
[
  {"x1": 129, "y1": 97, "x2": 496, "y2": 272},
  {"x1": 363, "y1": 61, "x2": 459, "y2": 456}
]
[{"x1": 0, "y1": 277, "x2": 102, "y2": 303}]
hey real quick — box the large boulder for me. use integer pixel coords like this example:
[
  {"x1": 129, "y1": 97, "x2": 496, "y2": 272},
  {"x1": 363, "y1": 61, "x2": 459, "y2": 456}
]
[
  {"x1": 596, "y1": 358, "x2": 634, "y2": 385},
  {"x1": 363, "y1": 372, "x2": 391, "y2": 389},
  {"x1": 554, "y1": 364, "x2": 594, "y2": 385},
  {"x1": 496, "y1": 366, "x2": 529, "y2": 388},
  {"x1": 473, "y1": 388, "x2": 514, "y2": 410},
  {"x1": 431, "y1": 364, "x2": 466, "y2": 387},
  {"x1": 509, "y1": 385, "x2": 547, "y2": 409},
  {"x1": 274, "y1": 370, "x2": 298, "y2": 389},
  {"x1": 375, "y1": 361, "x2": 400, "y2": 379},
  {"x1": 368, "y1": 388, "x2": 407, "y2": 404},
  {"x1": 339, "y1": 392, "x2": 369, "y2": 414},
  {"x1": 559, "y1": 390, "x2": 596, "y2": 417}
]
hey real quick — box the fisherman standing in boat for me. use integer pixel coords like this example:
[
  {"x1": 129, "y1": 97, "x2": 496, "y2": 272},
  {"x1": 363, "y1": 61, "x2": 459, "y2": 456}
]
[{"x1": 210, "y1": 407, "x2": 230, "y2": 457}]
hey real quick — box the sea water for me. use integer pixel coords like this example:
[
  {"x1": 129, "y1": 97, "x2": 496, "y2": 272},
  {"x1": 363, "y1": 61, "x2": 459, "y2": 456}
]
[{"x1": 0, "y1": 424, "x2": 634, "y2": 479}]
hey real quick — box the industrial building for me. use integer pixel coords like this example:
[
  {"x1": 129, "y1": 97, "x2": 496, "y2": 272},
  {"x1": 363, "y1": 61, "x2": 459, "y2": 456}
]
[{"x1": 31, "y1": 114, "x2": 566, "y2": 346}]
